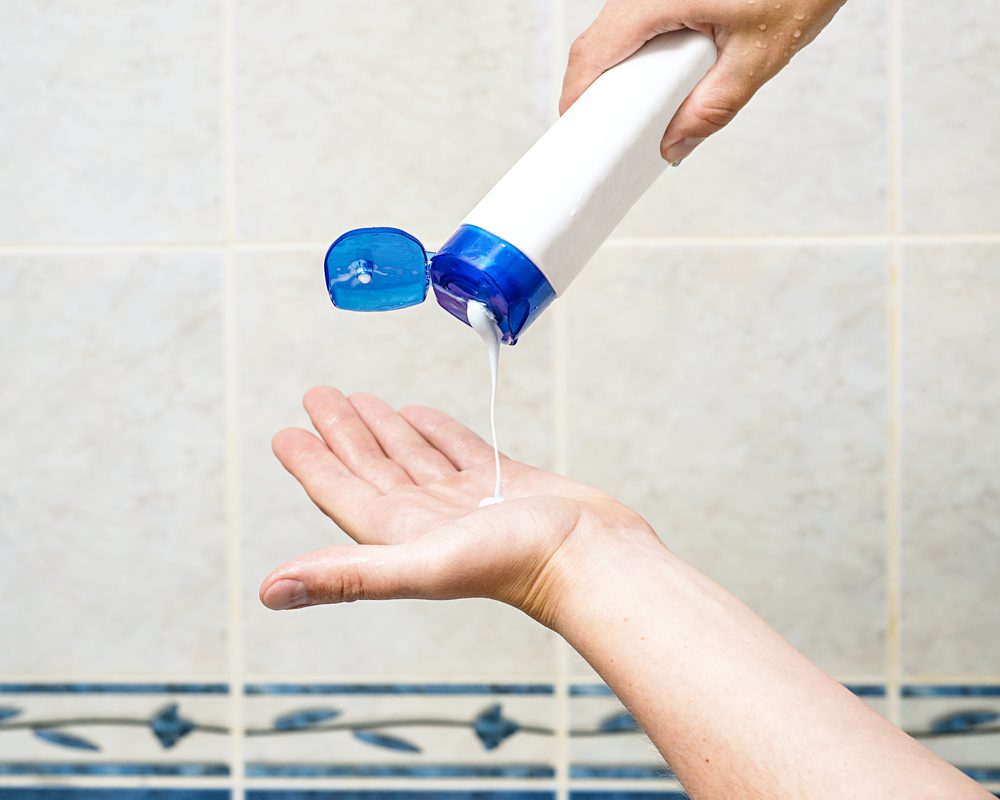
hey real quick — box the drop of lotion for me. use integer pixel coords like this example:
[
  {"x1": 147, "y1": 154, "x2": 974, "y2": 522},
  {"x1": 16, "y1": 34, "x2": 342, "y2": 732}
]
[{"x1": 467, "y1": 300, "x2": 504, "y2": 507}]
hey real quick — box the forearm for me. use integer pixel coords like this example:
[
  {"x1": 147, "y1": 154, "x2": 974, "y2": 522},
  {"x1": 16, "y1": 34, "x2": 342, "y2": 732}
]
[{"x1": 554, "y1": 536, "x2": 989, "y2": 799}]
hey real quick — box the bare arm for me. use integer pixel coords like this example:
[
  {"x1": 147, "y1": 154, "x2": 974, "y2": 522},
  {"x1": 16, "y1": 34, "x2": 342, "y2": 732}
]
[
  {"x1": 260, "y1": 388, "x2": 989, "y2": 799},
  {"x1": 556, "y1": 538, "x2": 986, "y2": 798}
]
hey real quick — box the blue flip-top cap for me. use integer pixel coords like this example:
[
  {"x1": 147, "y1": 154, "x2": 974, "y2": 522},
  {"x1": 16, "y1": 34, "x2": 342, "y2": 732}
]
[
  {"x1": 324, "y1": 227, "x2": 429, "y2": 311},
  {"x1": 430, "y1": 225, "x2": 555, "y2": 344},
  {"x1": 323, "y1": 224, "x2": 555, "y2": 344}
]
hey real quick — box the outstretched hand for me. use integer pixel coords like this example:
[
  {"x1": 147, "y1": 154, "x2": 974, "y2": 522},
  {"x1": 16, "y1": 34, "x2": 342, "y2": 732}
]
[{"x1": 259, "y1": 387, "x2": 659, "y2": 627}]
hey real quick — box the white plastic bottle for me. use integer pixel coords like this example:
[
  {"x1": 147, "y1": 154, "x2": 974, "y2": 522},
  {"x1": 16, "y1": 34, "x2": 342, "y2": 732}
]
[{"x1": 325, "y1": 30, "x2": 717, "y2": 343}]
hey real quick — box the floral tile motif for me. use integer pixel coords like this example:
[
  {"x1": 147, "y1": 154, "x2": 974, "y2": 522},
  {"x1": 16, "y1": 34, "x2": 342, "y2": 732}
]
[
  {"x1": 0, "y1": 683, "x2": 230, "y2": 777},
  {"x1": 243, "y1": 684, "x2": 556, "y2": 780}
]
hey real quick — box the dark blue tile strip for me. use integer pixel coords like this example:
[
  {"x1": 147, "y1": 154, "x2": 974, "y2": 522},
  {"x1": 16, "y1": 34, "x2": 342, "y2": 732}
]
[
  {"x1": 245, "y1": 764, "x2": 554, "y2": 778},
  {"x1": 571, "y1": 793, "x2": 689, "y2": 800},
  {"x1": 0, "y1": 763, "x2": 230, "y2": 776},
  {"x1": 903, "y1": 685, "x2": 1000, "y2": 697},
  {"x1": 569, "y1": 765, "x2": 676, "y2": 780},
  {"x1": 842, "y1": 685, "x2": 886, "y2": 697},
  {"x1": 247, "y1": 793, "x2": 554, "y2": 800},
  {"x1": 569, "y1": 686, "x2": 615, "y2": 697},
  {"x1": 0, "y1": 683, "x2": 228, "y2": 695},
  {"x1": 960, "y1": 767, "x2": 1000, "y2": 781},
  {"x1": 244, "y1": 684, "x2": 553, "y2": 696},
  {"x1": 570, "y1": 684, "x2": 885, "y2": 698},
  {"x1": 0, "y1": 792, "x2": 228, "y2": 800}
]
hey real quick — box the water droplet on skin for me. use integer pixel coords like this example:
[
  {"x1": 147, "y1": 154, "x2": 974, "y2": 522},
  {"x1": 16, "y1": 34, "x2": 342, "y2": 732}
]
[
  {"x1": 790, "y1": 43, "x2": 798, "y2": 49},
  {"x1": 758, "y1": 23, "x2": 767, "y2": 30},
  {"x1": 794, "y1": 12, "x2": 806, "y2": 20},
  {"x1": 793, "y1": 29, "x2": 802, "y2": 38},
  {"x1": 748, "y1": 69, "x2": 755, "y2": 77},
  {"x1": 772, "y1": 34, "x2": 778, "y2": 39},
  {"x1": 755, "y1": 40, "x2": 766, "y2": 48},
  {"x1": 743, "y1": 47, "x2": 752, "y2": 56},
  {"x1": 774, "y1": 2, "x2": 781, "y2": 6}
]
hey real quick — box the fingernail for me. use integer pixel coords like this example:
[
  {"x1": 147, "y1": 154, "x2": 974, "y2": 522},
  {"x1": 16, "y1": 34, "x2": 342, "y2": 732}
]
[
  {"x1": 263, "y1": 579, "x2": 309, "y2": 610},
  {"x1": 664, "y1": 136, "x2": 705, "y2": 165}
]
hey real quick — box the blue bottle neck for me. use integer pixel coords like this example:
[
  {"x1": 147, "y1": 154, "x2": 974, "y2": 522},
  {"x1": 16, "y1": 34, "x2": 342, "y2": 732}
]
[{"x1": 429, "y1": 225, "x2": 556, "y2": 344}]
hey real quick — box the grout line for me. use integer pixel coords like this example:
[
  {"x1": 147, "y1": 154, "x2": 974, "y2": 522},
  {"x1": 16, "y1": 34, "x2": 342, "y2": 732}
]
[
  {"x1": 2, "y1": 234, "x2": 1000, "y2": 257},
  {"x1": 549, "y1": 2, "x2": 570, "y2": 798},
  {"x1": 885, "y1": 0, "x2": 903, "y2": 729},
  {"x1": 220, "y1": 0, "x2": 244, "y2": 798}
]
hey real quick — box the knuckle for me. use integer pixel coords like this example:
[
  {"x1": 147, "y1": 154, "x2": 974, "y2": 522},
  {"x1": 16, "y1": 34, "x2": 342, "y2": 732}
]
[
  {"x1": 332, "y1": 568, "x2": 367, "y2": 603},
  {"x1": 694, "y1": 100, "x2": 738, "y2": 131},
  {"x1": 568, "y1": 33, "x2": 602, "y2": 70},
  {"x1": 568, "y1": 34, "x2": 590, "y2": 60}
]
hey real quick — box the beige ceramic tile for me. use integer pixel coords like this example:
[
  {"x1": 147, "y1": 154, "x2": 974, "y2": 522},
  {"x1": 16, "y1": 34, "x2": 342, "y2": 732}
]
[
  {"x1": 900, "y1": 244, "x2": 1000, "y2": 675},
  {"x1": 234, "y1": 0, "x2": 553, "y2": 243},
  {"x1": 0, "y1": 254, "x2": 227, "y2": 673},
  {"x1": 0, "y1": 3, "x2": 222, "y2": 243},
  {"x1": 564, "y1": 243, "x2": 888, "y2": 676},
  {"x1": 900, "y1": 0, "x2": 1000, "y2": 233},
  {"x1": 563, "y1": 1, "x2": 888, "y2": 236},
  {"x1": 237, "y1": 249, "x2": 558, "y2": 678}
]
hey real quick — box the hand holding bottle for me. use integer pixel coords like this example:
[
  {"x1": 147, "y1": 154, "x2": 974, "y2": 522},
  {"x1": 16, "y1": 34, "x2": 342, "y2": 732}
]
[{"x1": 561, "y1": 0, "x2": 848, "y2": 163}]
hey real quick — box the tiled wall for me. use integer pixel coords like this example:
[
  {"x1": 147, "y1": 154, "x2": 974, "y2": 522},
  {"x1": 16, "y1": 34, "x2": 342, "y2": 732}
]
[{"x1": 1, "y1": 1, "x2": 998, "y2": 799}]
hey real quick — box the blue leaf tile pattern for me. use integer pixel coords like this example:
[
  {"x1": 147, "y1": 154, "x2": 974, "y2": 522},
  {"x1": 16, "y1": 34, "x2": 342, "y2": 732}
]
[
  {"x1": 931, "y1": 710, "x2": 1000, "y2": 734},
  {"x1": 33, "y1": 729, "x2": 101, "y2": 751},
  {"x1": 273, "y1": 709, "x2": 342, "y2": 730},
  {"x1": 473, "y1": 703, "x2": 520, "y2": 751},
  {"x1": 150, "y1": 703, "x2": 196, "y2": 749},
  {"x1": 597, "y1": 712, "x2": 638, "y2": 733},
  {"x1": 353, "y1": 730, "x2": 422, "y2": 753}
]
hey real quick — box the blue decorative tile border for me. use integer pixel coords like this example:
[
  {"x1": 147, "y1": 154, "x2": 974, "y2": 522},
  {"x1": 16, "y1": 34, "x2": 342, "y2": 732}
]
[
  {"x1": 0, "y1": 683, "x2": 231, "y2": 779},
  {"x1": 0, "y1": 791, "x2": 228, "y2": 800},
  {"x1": 569, "y1": 683, "x2": 885, "y2": 698},
  {"x1": 0, "y1": 763, "x2": 228, "y2": 776},
  {"x1": 247, "y1": 765, "x2": 555, "y2": 778},
  {"x1": 245, "y1": 684, "x2": 553, "y2": 695},
  {"x1": 570, "y1": 766, "x2": 675, "y2": 780},
  {"x1": 0, "y1": 681, "x2": 997, "y2": 793},
  {"x1": 247, "y1": 793, "x2": 554, "y2": 800},
  {"x1": 570, "y1": 793, "x2": 689, "y2": 800},
  {"x1": 903, "y1": 685, "x2": 1000, "y2": 697},
  {"x1": 0, "y1": 684, "x2": 228, "y2": 694}
]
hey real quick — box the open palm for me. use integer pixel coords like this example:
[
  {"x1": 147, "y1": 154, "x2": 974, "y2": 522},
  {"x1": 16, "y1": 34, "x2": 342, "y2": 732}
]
[{"x1": 259, "y1": 387, "x2": 657, "y2": 624}]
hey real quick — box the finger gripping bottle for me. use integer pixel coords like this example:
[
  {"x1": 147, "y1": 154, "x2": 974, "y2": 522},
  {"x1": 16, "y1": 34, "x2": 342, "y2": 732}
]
[{"x1": 325, "y1": 30, "x2": 716, "y2": 344}]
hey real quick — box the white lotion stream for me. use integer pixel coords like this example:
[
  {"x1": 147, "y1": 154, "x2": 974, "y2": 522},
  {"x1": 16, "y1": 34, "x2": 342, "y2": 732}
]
[{"x1": 466, "y1": 300, "x2": 504, "y2": 507}]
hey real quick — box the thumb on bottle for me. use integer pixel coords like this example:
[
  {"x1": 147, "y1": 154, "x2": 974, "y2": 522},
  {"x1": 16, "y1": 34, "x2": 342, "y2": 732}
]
[{"x1": 660, "y1": 53, "x2": 761, "y2": 164}]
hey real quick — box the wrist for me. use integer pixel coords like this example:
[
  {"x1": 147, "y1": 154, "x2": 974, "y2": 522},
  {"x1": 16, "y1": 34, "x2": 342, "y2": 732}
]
[{"x1": 533, "y1": 509, "x2": 678, "y2": 637}]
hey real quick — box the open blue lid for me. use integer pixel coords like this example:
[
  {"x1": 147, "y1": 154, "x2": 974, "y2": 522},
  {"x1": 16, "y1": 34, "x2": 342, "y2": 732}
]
[{"x1": 324, "y1": 227, "x2": 430, "y2": 311}]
